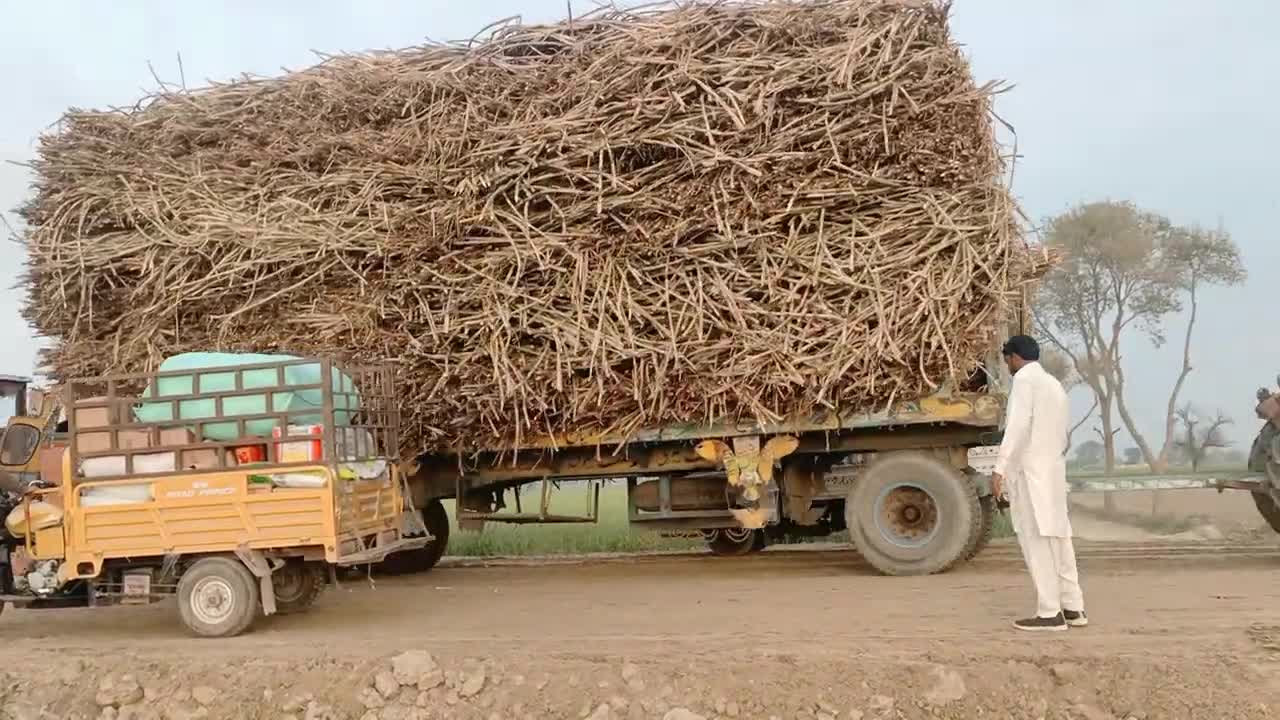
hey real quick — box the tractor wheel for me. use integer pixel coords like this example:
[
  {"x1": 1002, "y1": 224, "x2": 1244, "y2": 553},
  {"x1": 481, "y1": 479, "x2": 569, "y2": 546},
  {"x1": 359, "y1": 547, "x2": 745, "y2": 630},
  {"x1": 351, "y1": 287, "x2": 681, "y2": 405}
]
[
  {"x1": 845, "y1": 452, "x2": 980, "y2": 576},
  {"x1": 1249, "y1": 424, "x2": 1280, "y2": 533}
]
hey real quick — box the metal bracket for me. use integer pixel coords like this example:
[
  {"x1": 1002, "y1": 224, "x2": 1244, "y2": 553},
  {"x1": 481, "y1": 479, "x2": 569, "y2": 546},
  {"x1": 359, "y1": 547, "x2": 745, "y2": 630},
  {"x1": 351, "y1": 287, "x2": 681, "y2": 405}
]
[
  {"x1": 457, "y1": 476, "x2": 603, "y2": 525},
  {"x1": 234, "y1": 546, "x2": 283, "y2": 617}
]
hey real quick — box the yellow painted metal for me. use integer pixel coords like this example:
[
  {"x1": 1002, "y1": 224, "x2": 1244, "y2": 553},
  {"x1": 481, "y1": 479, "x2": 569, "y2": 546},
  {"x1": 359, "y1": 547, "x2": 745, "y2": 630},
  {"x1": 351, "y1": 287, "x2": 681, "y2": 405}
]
[
  {"x1": 0, "y1": 382, "x2": 61, "y2": 476},
  {"x1": 694, "y1": 435, "x2": 798, "y2": 530},
  {"x1": 32, "y1": 525, "x2": 65, "y2": 561},
  {"x1": 23, "y1": 453, "x2": 403, "y2": 581}
]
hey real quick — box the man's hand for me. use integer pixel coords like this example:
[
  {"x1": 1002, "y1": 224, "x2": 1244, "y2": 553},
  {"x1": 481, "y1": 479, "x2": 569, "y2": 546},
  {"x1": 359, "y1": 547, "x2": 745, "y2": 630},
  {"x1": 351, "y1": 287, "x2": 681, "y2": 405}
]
[{"x1": 991, "y1": 472, "x2": 1005, "y2": 502}]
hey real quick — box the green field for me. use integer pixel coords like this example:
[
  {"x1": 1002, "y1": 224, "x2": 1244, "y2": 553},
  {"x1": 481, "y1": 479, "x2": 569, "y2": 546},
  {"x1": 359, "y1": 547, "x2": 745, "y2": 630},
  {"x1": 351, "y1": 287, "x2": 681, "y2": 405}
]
[
  {"x1": 442, "y1": 482, "x2": 1014, "y2": 557},
  {"x1": 444, "y1": 482, "x2": 703, "y2": 556}
]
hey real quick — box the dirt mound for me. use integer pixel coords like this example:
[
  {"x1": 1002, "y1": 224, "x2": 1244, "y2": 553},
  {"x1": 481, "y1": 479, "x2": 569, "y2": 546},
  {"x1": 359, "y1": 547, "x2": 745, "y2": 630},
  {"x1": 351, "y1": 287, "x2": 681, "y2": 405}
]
[
  {"x1": 2, "y1": 649, "x2": 1271, "y2": 720},
  {"x1": 20, "y1": 0, "x2": 1038, "y2": 453}
]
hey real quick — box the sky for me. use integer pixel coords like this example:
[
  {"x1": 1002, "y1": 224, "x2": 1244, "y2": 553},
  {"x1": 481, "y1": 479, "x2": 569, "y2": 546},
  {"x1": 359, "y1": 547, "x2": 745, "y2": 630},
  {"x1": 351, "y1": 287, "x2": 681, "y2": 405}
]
[{"x1": 1, "y1": 1, "x2": 1276, "y2": 449}]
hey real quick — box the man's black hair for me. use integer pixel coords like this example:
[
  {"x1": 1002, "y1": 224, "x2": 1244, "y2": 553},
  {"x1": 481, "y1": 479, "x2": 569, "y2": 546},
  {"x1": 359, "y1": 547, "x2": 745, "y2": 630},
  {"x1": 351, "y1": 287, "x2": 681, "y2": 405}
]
[{"x1": 1001, "y1": 335, "x2": 1040, "y2": 361}]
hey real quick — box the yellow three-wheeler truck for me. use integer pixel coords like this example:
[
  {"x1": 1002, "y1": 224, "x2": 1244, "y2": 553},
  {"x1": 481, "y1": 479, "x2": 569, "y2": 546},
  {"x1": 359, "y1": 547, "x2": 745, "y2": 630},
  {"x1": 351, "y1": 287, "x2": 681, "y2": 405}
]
[{"x1": 0, "y1": 355, "x2": 426, "y2": 637}]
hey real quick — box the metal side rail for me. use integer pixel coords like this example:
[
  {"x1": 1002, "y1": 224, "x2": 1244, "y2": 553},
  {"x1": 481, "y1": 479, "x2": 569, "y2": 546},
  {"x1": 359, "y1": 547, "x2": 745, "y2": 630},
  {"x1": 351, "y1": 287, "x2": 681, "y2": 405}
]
[
  {"x1": 336, "y1": 536, "x2": 431, "y2": 567},
  {"x1": 1067, "y1": 471, "x2": 1265, "y2": 493}
]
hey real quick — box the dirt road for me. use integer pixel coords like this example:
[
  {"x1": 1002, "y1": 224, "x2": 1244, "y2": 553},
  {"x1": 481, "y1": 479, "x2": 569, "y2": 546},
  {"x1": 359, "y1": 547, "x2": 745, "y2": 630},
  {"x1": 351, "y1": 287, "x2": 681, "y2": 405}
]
[{"x1": 4, "y1": 540, "x2": 1280, "y2": 719}]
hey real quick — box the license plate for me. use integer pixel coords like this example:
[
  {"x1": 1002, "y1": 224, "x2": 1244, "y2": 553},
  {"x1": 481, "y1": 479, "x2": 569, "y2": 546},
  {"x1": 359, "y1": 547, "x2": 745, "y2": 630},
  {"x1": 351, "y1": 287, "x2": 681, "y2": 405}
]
[{"x1": 122, "y1": 573, "x2": 151, "y2": 601}]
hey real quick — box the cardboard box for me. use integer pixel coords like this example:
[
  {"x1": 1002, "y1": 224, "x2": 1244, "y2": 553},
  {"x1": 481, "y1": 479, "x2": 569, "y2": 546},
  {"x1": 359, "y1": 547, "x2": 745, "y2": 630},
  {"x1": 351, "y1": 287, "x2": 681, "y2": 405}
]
[
  {"x1": 158, "y1": 428, "x2": 195, "y2": 447},
  {"x1": 74, "y1": 395, "x2": 151, "y2": 455},
  {"x1": 73, "y1": 396, "x2": 131, "y2": 429},
  {"x1": 38, "y1": 446, "x2": 66, "y2": 485},
  {"x1": 76, "y1": 429, "x2": 152, "y2": 455}
]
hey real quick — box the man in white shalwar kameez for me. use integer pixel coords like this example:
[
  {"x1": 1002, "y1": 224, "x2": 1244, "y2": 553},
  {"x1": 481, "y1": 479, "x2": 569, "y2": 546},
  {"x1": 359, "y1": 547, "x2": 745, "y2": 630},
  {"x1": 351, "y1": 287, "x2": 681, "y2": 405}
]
[{"x1": 991, "y1": 335, "x2": 1087, "y2": 632}]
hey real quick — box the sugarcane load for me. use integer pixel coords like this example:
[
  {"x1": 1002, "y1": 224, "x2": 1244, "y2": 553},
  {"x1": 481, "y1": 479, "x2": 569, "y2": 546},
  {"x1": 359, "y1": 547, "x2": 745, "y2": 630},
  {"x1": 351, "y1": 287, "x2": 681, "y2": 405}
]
[{"x1": 20, "y1": 0, "x2": 1046, "y2": 456}]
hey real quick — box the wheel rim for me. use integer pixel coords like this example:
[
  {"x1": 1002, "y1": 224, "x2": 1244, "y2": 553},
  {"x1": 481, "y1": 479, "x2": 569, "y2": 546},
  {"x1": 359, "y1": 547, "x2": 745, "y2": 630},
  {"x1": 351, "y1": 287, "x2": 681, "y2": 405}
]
[
  {"x1": 722, "y1": 527, "x2": 753, "y2": 544},
  {"x1": 273, "y1": 566, "x2": 309, "y2": 603},
  {"x1": 873, "y1": 482, "x2": 941, "y2": 549},
  {"x1": 190, "y1": 577, "x2": 237, "y2": 626}
]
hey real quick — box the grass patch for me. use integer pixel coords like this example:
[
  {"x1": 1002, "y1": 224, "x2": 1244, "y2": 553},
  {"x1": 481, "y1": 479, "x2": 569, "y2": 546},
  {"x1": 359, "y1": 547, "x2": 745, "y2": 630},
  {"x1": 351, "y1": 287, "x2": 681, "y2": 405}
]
[{"x1": 444, "y1": 482, "x2": 703, "y2": 556}]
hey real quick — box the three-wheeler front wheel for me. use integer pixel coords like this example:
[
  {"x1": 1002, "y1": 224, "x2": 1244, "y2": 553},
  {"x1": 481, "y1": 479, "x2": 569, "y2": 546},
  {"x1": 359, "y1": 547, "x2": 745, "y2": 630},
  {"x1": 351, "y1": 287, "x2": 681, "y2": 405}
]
[{"x1": 178, "y1": 557, "x2": 260, "y2": 638}]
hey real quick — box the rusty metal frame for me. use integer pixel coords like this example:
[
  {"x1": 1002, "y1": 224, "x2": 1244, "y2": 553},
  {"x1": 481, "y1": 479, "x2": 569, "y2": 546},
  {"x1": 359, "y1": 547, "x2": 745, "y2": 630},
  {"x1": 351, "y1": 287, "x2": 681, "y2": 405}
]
[
  {"x1": 414, "y1": 421, "x2": 992, "y2": 504},
  {"x1": 454, "y1": 474, "x2": 603, "y2": 525},
  {"x1": 65, "y1": 358, "x2": 400, "y2": 482},
  {"x1": 493, "y1": 392, "x2": 1002, "y2": 452},
  {"x1": 625, "y1": 475, "x2": 739, "y2": 530}
]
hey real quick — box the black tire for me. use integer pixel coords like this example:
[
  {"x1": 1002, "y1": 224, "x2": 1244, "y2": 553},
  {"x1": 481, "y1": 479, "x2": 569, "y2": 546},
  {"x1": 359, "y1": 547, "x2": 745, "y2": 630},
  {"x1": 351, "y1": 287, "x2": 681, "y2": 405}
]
[
  {"x1": 845, "y1": 452, "x2": 980, "y2": 576},
  {"x1": 271, "y1": 562, "x2": 325, "y2": 615},
  {"x1": 1249, "y1": 422, "x2": 1277, "y2": 473},
  {"x1": 703, "y1": 528, "x2": 757, "y2": 557},
  {"x1": 750, "y1": 530, "x2": 768, "y2": 553},
  {"x1": 1249, "y1": 424, "x2": 1280, "y2": 533},
  {"x1": 966, "y1": 495, "x2": 996, "y2": 560},
  {"x1": 381, "y1": 499, "x2": 450, "y2": 575},
  {"x1": 177, "y1": 557, "x2": 260, "y2": 638},
  {"x1": 1251, "y1": 493, "x2": 1280, "y2": 533}
]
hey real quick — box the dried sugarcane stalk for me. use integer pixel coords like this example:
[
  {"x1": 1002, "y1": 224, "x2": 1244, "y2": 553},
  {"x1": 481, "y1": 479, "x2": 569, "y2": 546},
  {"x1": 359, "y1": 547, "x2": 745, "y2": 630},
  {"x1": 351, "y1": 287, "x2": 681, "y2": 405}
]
[{"x1": 19, "y1": 0, "x2": 1049, "y2": 455}]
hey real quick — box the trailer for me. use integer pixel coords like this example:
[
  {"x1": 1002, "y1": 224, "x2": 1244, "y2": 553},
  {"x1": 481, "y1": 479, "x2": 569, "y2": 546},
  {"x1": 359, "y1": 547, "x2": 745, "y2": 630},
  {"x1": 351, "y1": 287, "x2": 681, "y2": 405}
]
[{"x1": 379, "y1": 306, "x2": 1030, "y2": 577}]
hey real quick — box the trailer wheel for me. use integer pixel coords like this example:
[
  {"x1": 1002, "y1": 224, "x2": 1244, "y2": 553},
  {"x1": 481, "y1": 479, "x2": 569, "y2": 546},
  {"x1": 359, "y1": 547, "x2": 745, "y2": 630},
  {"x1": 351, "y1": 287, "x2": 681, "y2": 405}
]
[
  {"x1": 751, "y1": 530, "x2": 768, "y2": 553},
  {"x1": 178, "y1": 557, "x2": 260, "y2": 638},
  {"x1": 966, "y1": 496, "x2": 996, "y2": 560},
  {"x1": 845, "y1": 452, "x2": 979, "y2": 576},
  {"x1": 272, "y1": 562, "x2": 325, "y2": 615},
  {"x1": 381, "y1": 499, "x2": 450, "y2": 575},
  {"x1": 703, "y1": 528, "x2": 757, "y2": 557}
]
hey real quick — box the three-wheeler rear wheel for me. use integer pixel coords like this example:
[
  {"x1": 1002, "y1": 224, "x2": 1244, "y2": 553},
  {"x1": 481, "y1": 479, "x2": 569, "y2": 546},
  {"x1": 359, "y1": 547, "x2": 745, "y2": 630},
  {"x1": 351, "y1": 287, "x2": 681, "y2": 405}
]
[
  {"x1": 845, "y1": 452, "x2": 981, "y2": 576},
  {"x1": 177, "y1": 557, "x2": 260, "y2": 638},
  {"x1": 272, "y1": 562, "x2": 326, "y2": 615}
]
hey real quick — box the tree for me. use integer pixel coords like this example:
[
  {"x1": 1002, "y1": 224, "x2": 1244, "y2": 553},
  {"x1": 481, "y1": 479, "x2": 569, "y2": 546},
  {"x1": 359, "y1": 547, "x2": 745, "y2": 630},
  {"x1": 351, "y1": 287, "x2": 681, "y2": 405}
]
[
  {"x1": 1173, "y1": 405, "x2": 1233, "y2": 472},
  {"x1": 1073, "y1": 439, "x2": 1105, "y2": 469},
  {"x1": 1153, "y1": 224, "x2": 1246, "y2": 468},
  {"x1": 1122, "y1": 448, "x2": 1143, "y2": 466},
  {"x1": 1035, "y1": 201, "x2": 1245, "y2": 474}
]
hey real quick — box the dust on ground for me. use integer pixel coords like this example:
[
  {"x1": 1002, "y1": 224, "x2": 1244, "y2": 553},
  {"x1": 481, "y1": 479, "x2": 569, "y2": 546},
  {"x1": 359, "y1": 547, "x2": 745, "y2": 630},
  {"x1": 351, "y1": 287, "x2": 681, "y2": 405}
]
[
  {"x1": 3, "y1": 541, "x2": 1280, "y2": 720},
  {"x1": 1072, "y1": 489, "x2": 1270, "y2": 542}
]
